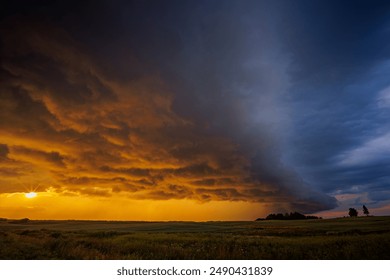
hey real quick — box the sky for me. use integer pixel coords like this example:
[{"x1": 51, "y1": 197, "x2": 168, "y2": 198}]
[{"x1": 1, "y1": 0, "x2": 390, "y2": 220}]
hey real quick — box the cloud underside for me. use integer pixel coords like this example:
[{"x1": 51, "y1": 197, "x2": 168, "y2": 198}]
[{"x1": 0, "y1": 20, "x2": 336, "y2": 213}]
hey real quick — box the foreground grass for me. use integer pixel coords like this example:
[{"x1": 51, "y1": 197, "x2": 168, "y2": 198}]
[{"x1": 1, "y1": 217, "x2": 389, "y2": 259}]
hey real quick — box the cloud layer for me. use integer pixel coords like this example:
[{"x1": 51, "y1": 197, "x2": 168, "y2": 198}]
[{"x1": 1, "y1": 1, "x2": 390, "y2": 217}]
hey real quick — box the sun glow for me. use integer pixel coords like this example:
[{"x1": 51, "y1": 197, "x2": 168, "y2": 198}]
[{"x1": 25, "y1": 192, "x2": 37, "y2": 199}]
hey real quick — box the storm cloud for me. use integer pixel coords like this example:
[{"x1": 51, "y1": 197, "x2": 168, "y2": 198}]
[{"x1": 1, "y1": 0, "x2": 390, "y2": 216}]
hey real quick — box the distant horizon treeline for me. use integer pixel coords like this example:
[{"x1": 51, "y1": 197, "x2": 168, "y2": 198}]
[{"x1": 256, "y1": 212, "x2": 321, "y2": 221}]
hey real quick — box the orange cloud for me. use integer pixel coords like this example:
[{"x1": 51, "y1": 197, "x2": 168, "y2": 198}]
[{"x1": 0, "y1": 18, "x2": 336, "y2": 220}]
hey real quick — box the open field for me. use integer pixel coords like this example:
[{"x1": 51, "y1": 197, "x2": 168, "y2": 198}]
[{"x1": 1, "y1": 216, "x2": 389, "y2": 259}]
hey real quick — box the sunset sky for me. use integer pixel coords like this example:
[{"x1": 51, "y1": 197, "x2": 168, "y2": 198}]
[{"x1": 1, "y1": 0, "x2": 390, "y2": 220}]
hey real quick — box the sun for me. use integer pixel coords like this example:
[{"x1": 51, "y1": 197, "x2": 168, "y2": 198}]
[{"x1": 25, "y1": 192, "x2": 37, "y2": 199}]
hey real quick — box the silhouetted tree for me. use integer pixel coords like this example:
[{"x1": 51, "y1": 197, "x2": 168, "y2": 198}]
[
  {"x1": 349, "y1": 208, "x2": 358, "y2": 217},
  {"x1": 363, "y1": 205, "x2": 369, "y2": 216}
]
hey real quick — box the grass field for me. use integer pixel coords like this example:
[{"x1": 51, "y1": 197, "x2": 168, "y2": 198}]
[{"x1": 0, "y1": 216, "x2": 389, "y2": 259}]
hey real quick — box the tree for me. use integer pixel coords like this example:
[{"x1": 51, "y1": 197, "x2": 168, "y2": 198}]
[
  {"x1": 349, "y1": 208, "x2": 358, "y2": 217},
  {"x1": 363, "y1": 205, "x2": 370, "y2": 216}
]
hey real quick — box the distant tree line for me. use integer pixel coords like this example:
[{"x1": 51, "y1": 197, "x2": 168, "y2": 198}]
[{"x1": 256, "y1": 212, "x2": 321, "y2": 221}]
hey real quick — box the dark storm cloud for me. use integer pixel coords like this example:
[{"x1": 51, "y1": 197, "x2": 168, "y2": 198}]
[
  {"x1": 277, "y1": 0, "x2": 390, "y2": 210},
  {"x1": 3, "y1": 0, "x2": 390, "y2": 214},
  {"x1": 280, "y1": 0, "x2": 390, "y2": 82}
]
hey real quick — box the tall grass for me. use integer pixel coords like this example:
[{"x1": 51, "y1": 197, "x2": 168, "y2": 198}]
[{"x1": 1, "y1": 217, "x2": 389, "y2": 259}]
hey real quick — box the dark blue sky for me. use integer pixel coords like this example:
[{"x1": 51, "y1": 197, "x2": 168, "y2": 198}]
[{"x1": 1, "y1": 0, "x2": 390, "y2": 216}]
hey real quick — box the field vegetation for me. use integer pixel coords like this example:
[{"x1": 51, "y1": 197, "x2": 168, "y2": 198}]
[{"x1": 0, "y1": 216, "x2": 389, "y2": 259}]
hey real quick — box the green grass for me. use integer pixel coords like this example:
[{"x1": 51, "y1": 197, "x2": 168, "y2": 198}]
[{"x1": 0, "y1": 216, "x2": 389, "y2": 259}]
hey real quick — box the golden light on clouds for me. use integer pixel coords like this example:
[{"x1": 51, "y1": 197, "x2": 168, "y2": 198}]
[
  {"x1": 0, "y1": 18, "x2": 336, "y2": 221},
  {"x1": 3, "y1": 0, "x2": 390, "y2": 223}
]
